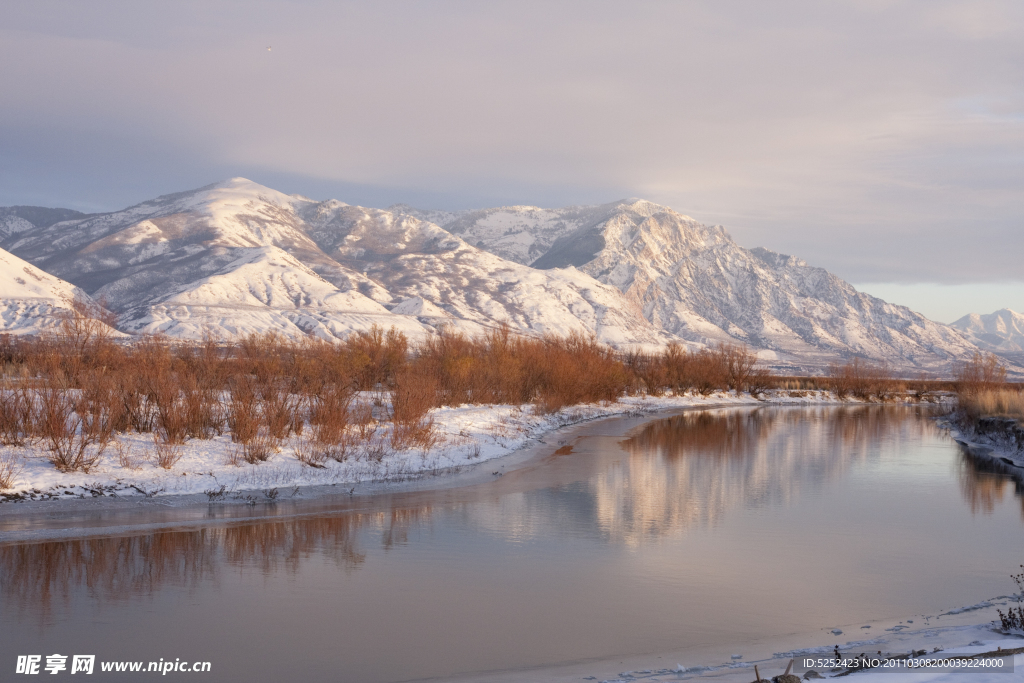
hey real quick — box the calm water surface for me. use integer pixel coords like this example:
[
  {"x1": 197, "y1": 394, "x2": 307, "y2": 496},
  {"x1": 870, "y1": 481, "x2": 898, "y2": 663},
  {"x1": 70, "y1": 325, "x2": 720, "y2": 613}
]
[{"x1": 2, "y1": 406, "x2": 1023, "y2": 682}]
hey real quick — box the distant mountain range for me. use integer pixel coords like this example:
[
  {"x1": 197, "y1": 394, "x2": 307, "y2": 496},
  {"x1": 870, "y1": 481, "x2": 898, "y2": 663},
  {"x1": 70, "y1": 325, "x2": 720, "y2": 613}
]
[
  {"x1": 0, "y1": 178, "x2": 1016, "y2": 375},
  {"x1": 951, "y1": 309, "x2": 1024, "y2": 366}
]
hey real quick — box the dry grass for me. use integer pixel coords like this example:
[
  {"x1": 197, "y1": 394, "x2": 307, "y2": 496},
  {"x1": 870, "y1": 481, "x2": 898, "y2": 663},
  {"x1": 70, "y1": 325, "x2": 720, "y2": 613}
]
[{"x1": 960, "y1": 389, "x2": 1024, "y2": 422}]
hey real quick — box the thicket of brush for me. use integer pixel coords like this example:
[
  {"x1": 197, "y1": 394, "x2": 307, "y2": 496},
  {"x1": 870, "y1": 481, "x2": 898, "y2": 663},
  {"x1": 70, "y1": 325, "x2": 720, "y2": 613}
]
[
  {"x1": 0, "y1": 306, "x2": 775, "y2": 477},
  {"x1": 953, "y1": 352, "x2": 1023, "y2": 426}
]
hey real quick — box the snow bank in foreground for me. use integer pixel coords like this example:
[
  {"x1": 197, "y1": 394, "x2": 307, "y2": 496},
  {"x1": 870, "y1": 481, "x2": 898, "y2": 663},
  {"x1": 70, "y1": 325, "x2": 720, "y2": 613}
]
[
  {"x1": 0, "y1": 390, "x2": 902, "y2": 503},
  {"x1": 588, "y1": 614, "x2": 1024, "y2": 683}
]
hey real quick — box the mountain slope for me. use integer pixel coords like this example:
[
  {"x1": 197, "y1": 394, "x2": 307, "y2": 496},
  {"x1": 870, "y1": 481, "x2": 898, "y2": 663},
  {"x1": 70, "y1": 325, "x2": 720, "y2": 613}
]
[
  {"x1": 0, "y1": 180, "x2": 995, "y2": 372},
  {"x1": 0, "y1": 247, "x2": 97, "y2": 334},
  {"x1": 416, "y1": 200, "x2": 980, "y2": 372},
  {"x1": 0, "y1": 179, "x2": 672, "y2": 347}
]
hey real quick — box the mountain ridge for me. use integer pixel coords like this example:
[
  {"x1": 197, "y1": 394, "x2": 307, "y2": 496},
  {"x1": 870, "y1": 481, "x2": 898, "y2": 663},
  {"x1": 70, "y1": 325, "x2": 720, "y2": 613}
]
[{"x1": 0, "y1": 178, "x2": 1006, "y2": 374}]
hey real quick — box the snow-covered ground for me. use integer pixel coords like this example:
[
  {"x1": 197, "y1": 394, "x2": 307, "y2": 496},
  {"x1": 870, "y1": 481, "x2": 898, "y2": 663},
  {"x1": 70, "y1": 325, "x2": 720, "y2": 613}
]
[
  {"x1": 944, "y1": 418, "x2": 1024, "y2": 475},
  {"x1": 441, "y1": 602, "x2": 1024, "y2": 683},
  {"x1": 0, "y1": 389, "x2": 924, "y2": 504}
]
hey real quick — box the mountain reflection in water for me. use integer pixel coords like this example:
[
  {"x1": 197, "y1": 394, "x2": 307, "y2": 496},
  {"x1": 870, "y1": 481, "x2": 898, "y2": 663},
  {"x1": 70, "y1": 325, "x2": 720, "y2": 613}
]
[{"x1": 597, "y1": 406, "x2": 930, "y2": 546}]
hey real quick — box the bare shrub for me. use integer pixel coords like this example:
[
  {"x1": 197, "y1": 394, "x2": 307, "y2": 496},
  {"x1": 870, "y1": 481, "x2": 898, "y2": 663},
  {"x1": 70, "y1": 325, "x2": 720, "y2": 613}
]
[
  {"x1": 152, "y1": 432, "x2": 183, "y2": 470},
  {"x1": 301, "y1": 384, "x2": 354, "y2": 462},
  {"x1": 179, "y1": 374, "x2": 223, "y2": 439},
  {"x1": 75, "y1": 369, "x2": 122, "y2": 456},
  {"x1": 239, "y1": 429, "x2": 278, "y2": 464},
  {"x1": 955, "y1": 352, "x2": 1008, "y2": 397},
  {"x1": 997, "y1": 566, "x2": 1024, "y2": 634},
  {"x1": 691, "y1": 349, "x2": 729, "y2": 397},
  {"x1": 37, "y1": 386, "x2": 101, "y2": 473},
  {"x1": 389, "y1": 367, "x2": 439, "y2": 450},
  {"x1": 114, "y1": 439, "x2": 141, "y2": 470},
  {"x1": 746, "y1": 366, "x2": 775, "y2": 397},
  {"x1": 828, "y1": 358, "x2": 893, "y2": 400},
  {"x1": 352, "y1": 402, "x2": 378, "y2": 441},
  {"x1": 532, "y1": 332, "x2": 627, "y2": 412},
  {"x1": 0, "y1": 381, "x2": 35, "y2": 446},
  {"x1": 718, "y1": 343, "x2": 758, "y2": 391},
  {"x1": 363, "y1": 433, "x2": 393, "y2": 462},
  {"x1": 260, "y1": 382, "x2": 300, "y2": 440},
  {"x1": 624, "y1": 350, "x2": 666, "y2": 396},
  {"x1": 227, "y1": 375, "x2": 260, "y2": 445},
  {"x1": 294, "y1": 432, "x2": 330, "y2": 468},
  {"x1": 661, "y1": 342, "x2": 694, "y2": 394},
  {"x1": 346, "y1": 325, "x2": 408, "y2": 390},
  {"x1": 0, "y1": 450, "x2": 21, "y2": 489}
]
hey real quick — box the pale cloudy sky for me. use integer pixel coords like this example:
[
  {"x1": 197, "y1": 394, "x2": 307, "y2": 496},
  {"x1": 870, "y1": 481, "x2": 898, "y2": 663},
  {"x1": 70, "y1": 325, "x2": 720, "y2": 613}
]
[{"x1": 2, "y1": 1, "x2": 1022, "y2": 322}]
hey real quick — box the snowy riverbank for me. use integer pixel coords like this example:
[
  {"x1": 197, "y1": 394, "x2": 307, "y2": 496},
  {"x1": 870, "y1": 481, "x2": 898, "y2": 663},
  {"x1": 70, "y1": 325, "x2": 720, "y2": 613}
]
[
  {"x1": 944, "y1": 417, "x2": 1024, "y2": 477},
  {"x1": 446, "y1": 600, "x2": 1024, "y2": 683},
  {"x1": 0, "y1": 389, "x2": 939, "y2": 506}
]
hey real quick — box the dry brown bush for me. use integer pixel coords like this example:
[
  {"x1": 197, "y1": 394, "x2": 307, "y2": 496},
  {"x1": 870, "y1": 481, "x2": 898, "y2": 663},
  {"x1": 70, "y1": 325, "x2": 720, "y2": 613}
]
[
  {"x1": 718, "y1": 343, "x2": 758, "y2": 391},
  {"x1": 3, "y1": 324, "x2": 787, "y2": 476},
  {"x1": 624, "y1": 350, "x2": 667, "y2": 396},
  {"x1": 114, "y1": 439, "x2": 141, "y2": 470},
  {"x1": 828, "y1": 358, "x2": 894, "y2": 400},
  {"x1": 310, "y1": 384, "x2": 352, "y2": 446},
  {"x1": 690, "y1": 349, "x2": 730, "y2": 396},
  {"x1": 346, "y1": 325, "x2": 408, "y2": 390},
  {"x1": 152, "y1": 432, "x2": 183, "y2": 469},
  {"x1": 37, "y1": 385, "x2": 100, "y2": 473},
  {"x1": 955, "y1": 352, "x2": 1008, "y2": 396},
  {"x1": 531, "y1": 332, "x2": 628, "y2": 412},
  {"x1": 0, "y1": 450, "x2": 21, "y2": 489},
  {"x1": 227, "y1": 375, "x2": 260, "y2": 445},
  {"x1": 0, "y1": 381, "x2": 35, "y2": 446},
  {"x1": 389, "y1": 366, "x2": 439, "y2": 449},
  {"x1": 238, "y1": 429, "x2": 279, "y2": 464}
]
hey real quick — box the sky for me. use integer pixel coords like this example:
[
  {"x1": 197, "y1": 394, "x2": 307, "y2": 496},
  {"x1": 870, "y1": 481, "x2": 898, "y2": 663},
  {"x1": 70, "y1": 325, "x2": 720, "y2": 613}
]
[{"x1": 1, "y1": 0, "x2": 1022, "y2": 323}]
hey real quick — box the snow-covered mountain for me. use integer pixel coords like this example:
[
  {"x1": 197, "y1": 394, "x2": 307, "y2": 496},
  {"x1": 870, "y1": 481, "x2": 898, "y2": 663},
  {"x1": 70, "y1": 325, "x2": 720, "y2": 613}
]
[
  {"x1": 0, "y1": 179, "x2": 997, "y2": 372},
  {"x1": 0, "y1": 179, "x2": 671, "y2": 347},
  {"x1": 0, "y1": 247, "x2": 97, "y2": 334},
  {"x1": 951, "y1": 309, "x2": 1024, "y2": 355},
  {"x1": 403, "y1": 200, "x2": 981, "y2": 372},
  {"x1": 0, "y1": 206, "x2": 89, "y2": 242}
]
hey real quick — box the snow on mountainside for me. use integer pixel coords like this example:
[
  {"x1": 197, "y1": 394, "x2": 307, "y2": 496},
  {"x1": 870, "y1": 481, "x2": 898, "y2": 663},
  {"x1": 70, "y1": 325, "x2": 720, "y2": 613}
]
[
  {"x1": 0, "y1": 206, "x2": 89, "y2": 240},
  {"x1": 0, "y1": 179, "x2": 999, "y2": 372},
  {"x1": 0, "y1": 247, "x2": 94, "y2": 334},
  {"x1": 420, "y1": 200, "x2": 982, "y2": 372},
  {"x1": 0, "y1": 179, "x2": 671, "y2": 347},
  {"x1": 951, "y1": 309, "x2": 1024, "y2": 354}
]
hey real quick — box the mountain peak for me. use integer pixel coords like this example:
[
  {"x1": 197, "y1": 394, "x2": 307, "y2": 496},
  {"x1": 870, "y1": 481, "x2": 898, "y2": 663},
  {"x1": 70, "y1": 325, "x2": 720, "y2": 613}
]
[{"x1": 950, "y1": 308, "x2": 1024, "y2": 354}]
